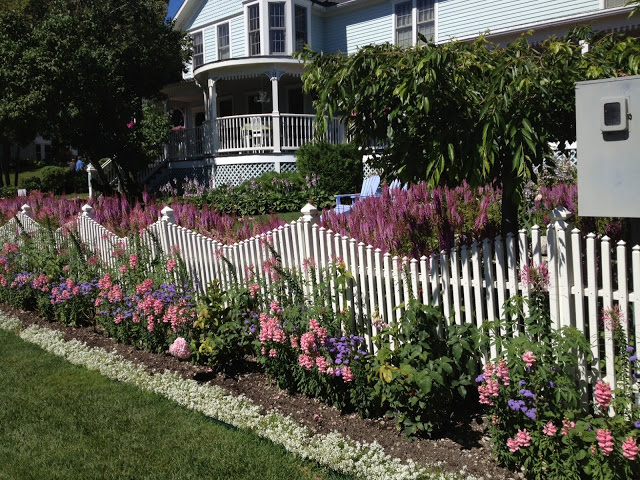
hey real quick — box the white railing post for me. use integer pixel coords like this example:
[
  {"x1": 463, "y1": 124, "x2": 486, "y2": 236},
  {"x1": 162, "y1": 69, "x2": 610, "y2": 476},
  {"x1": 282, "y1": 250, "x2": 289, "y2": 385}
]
[
  {"x1": 271, "y1": 74, "x2": 281, "y2": 153},
  {"x1": 86, "y1": 164, "x2": 96, "y2": 199}
]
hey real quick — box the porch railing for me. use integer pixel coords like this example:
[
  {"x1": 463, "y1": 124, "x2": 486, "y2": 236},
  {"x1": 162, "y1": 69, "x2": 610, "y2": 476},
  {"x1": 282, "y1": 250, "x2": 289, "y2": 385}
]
[
  {"x1": 167, "y1": 114, "x2": 347, "y2": 158},
  {"x1": 168, "y1": 125, "x2": 208, "y2": 160},
  {"x1": 217, "y1": 114, "x2": 274, "y2": 153}
]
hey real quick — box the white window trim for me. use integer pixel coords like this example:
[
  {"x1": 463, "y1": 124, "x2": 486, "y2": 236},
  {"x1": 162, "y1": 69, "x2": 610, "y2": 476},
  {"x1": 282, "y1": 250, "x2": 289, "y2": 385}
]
[
  {"x1": 191, "y1": 29, "x2": 205, "y2": 72},
  {"x1": 245, "y1": 1, "x2": 262, "y2": 56},
  {"x1": 392, "y1": 0, "x2": 437, "y2": 47},
  {"x1": 217, "y1": 21, "x2": 232, "y2": 60},
  {"x1": 292, "y1": 2, "x2": 311, "y2": 52}
]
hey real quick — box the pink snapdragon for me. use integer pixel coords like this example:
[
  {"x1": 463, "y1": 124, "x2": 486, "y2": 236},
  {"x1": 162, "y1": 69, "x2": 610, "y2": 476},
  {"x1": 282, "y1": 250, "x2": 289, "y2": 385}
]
[
  {"x1": 522, "y1": 350, "x2": 536, "y2": 368},
  {"x1": 258, "y1": 313, "x2": 286, "y2": 344},
  {"x1": 129, "y1": 254, "x2": 138, "y2": 269},
  {"x1": 622, "y1": 436, "x2": 638, "y2": 461},
  {"x1": 167, "y1": 258, "x2": 177, "y2": 273},
  {"x1": 543, "y1": 421, "x2": 557, "y2": 436},
  {"x1": 562, "y1": 418, "x2": 576, "y2": 435},
  {"x1": 507, "y1": 429, "x2": 531, "y2": 452},
  {"x1": 300, "y1": 332, "x2": 316, "y2": 355},
  {"x1": 478, "y1": 378, "x2": 499, "y2": 405},
  {"x1": 136, "y1": 279, "x2": 154, "y2": 295},
  {"x1": 168, "y1": 337, "x2": 191, "y2": 359},
  {"x1": 597, "y1": 428, "x2": 614, "y2": 456},
  {"x1": 248, "y1": 282, "x2": 260, "y2": 298},
  {"x1": 299, "y1": 354, "x2": 315, "y2": 370},
  {"x1": 316, "y1": 356, "x2": 328, "y2": 373},
  {"x1": 341, "y1": 366, "x2": 354, "y2": 382},
  {"x1": 595, "y1": 380, "x2": 612, "y2": 411}
]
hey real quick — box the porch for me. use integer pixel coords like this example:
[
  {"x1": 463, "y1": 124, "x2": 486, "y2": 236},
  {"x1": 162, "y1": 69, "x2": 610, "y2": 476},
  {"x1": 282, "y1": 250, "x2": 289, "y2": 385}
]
[{"x1": 167, "y1": 113, "x2": 346, "y2": 160}]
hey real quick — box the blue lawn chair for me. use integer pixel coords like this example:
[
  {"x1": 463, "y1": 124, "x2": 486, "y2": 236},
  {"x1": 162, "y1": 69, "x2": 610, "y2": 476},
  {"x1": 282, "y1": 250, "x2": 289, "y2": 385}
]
[{"x1": 334, "y1": 175, "x2": 381, "y2": 214}]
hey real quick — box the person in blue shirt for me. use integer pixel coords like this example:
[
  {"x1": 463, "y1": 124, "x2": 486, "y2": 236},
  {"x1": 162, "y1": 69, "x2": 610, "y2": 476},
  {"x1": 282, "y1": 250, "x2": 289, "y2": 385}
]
[{"x1": 75, "y1": 157, "x2": 84, "y2": 172}]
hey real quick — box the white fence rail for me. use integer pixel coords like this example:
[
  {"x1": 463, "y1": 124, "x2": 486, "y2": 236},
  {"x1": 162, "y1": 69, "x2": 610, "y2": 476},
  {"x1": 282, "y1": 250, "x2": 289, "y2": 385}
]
[{"x1": 2, "y1": 203, "x2": 639, "y2": 397}]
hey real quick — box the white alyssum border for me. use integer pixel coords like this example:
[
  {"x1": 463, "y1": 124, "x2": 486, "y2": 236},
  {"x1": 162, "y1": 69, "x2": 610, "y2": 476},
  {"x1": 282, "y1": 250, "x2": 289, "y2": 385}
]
[{"x1": 0, "y1": 314, "x2": 482, "y2": 480}]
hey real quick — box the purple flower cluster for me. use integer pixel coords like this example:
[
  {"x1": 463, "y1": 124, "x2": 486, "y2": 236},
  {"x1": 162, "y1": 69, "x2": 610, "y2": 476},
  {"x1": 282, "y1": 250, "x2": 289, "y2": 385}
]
[{"x1": 325, "y1": 334, "x2": 369, "y2": 366}]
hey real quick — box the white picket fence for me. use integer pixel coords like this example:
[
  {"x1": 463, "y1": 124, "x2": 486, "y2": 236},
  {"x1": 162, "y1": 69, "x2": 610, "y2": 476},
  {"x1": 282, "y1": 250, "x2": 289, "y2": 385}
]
[{"x1": 2, "y1": 202, "x2": 639, "y2": 398}]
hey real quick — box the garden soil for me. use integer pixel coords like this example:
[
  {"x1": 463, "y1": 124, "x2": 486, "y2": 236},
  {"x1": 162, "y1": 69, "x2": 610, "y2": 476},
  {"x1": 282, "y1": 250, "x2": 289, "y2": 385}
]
[{"x1": 3, "y1": 306, "x2": 521, "y2": 480}]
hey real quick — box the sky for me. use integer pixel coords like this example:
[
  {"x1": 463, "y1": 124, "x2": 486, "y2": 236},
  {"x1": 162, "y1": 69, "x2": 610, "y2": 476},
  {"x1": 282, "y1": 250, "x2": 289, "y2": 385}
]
[{"x1": 166, "y1": 0, "x2": 183, "y2": 19}]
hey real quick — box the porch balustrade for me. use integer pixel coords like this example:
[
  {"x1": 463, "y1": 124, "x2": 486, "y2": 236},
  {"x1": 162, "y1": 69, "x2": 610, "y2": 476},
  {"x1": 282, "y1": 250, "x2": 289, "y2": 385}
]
[{"x1": 167, "y1": 114, "x2": 346, "y2": 159}]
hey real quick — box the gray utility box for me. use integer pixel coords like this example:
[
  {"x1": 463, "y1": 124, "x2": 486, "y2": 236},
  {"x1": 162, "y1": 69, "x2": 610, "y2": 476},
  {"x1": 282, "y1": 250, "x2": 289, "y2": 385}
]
[{"x1": 576, "y1": 75, "x2": 640, "y2": 218}]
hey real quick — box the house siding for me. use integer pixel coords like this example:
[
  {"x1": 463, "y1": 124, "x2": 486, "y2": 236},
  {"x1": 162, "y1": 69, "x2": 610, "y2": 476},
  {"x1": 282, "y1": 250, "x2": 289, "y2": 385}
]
[
  {"x1": 204, "y1": 26, "x2": 216, "y2": 63},
  {"x1": 324, "y1": 3, "x2": 392, "y2": 53},
  {"x1": 230, "y1": 15, "x2": 246, "y2": 58},
  {"x1": 310, "y1": 12, "x2": 324, "y2": 52},
  {"x1": 437, "y1": 0, "x2": 601, "y2": 41},
  {"x1": 187, "y1": 0, "x2": 243, "y2": 30}
]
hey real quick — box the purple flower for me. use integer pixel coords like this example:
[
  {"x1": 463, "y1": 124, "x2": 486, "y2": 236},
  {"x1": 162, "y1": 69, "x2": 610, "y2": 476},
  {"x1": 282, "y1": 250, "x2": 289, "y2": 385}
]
[
  {"x1": 519, "y1": 380, "x2": 527, "y2": 386},
  {"x1": 476, "y1": 374, "x2": 485, "y2": 383},
  {"x1": 630, "y1": 355, "x2": 638, "y2": 362},
  {"x1": 508, "y1": 399, "x2": 526, "y2": 411},
  {"x1": 634, "y1": 421, "x2": 640, "y2": 429},
  {"x1": 628, "y1": 346, "x2": 635, "y2": 353},
  {"x1": 519, "y1": 389, "x2": 536, "y2": 399}
]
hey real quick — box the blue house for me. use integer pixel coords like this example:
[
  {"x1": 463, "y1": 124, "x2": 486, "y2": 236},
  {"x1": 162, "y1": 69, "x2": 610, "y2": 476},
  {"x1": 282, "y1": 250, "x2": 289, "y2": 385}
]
[{"x1": 162, "y1": 0, "x2": 637, "y2": 188}]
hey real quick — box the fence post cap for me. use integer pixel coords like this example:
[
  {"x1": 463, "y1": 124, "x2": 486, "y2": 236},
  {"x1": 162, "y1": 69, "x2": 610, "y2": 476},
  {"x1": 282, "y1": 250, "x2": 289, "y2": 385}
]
[
  {"x1": 549, "y1": 206, "x2": 573, "y2": 221},
  {"x1": 301, "y1": 203, "x2": 319, "y2": 225},
  {"x1": 86, "y1": 164, "x2": 96, "y2": 172},
  {"x1": 161, "y1": 206, "x2": 176, "y2": 224},
  {"x1": 20, "y1": 204, "x2": 32, "y2": 217},
  {"x1": 81, "y1": 204, "x2": 94, "y2": 218}
]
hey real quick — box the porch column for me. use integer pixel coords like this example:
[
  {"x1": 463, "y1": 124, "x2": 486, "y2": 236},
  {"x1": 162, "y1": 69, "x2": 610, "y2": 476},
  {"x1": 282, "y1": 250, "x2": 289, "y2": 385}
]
[
  {"x1": 207, "y1": 75, "x2": 219, "y2": 155},
  {"x1": 270, "y1": 71, "x2": 282, "y2": 155}
]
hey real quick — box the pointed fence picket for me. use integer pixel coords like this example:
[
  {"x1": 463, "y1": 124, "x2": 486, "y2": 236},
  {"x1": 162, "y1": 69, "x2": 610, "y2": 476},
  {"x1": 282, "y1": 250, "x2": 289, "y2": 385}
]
[{"x1": 1, "y1": 203, "x2": 638, "y2": 398}]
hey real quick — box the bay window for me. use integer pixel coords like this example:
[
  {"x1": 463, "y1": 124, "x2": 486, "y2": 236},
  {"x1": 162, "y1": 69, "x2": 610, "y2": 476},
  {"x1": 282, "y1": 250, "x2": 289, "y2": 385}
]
[
  {"x1": 269, "y1": 2, "x2": 286, "y2": 54},
  {"x1": 248, "y1": 4, "x2": 260, "y2": 56}
]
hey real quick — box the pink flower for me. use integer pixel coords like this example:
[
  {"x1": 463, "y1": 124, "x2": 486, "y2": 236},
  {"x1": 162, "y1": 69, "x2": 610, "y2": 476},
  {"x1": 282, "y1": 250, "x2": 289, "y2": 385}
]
[
  {"x1": 562, "y1": 418, "x2": 576, "y2": 435},
  {"x1": 506, "y1": 429, "x2": 531, "y2": 453},
  {"x1": 597, "y1": 428, "x2": 614, "y2": 456},
  {"x1": 496, "y1": 360, "x2": 510, "y2": 385},
  {"x1": 522, "y1": 350, "x2": 536, "y2": 368},
  {"x1": 595, "y1": 380, "x2": 612, "y2": 411},
  {"x1": 290, "y1": 335, "x2": 299, "y2": 349},
  {"x1": 316, "y1": 356, "x2": 328, "y2": 373},
  {"x1": 298, "y1": 354, "x2": 314, "y2": 370},
  {"x1": 602, "y1": 306, "x2": 624, "y2": 332},
  {"x1": 342, "y1": 366, "x2": 354, "y2": 382},
  {"x1": 167, "y1": 258, "x2": 177, "y2": 273},
  {"x1": 248, "y1": 282, "x2": 260, "y2": 298},
  {"x1": 269, "y1": 349, "x2": 277, "y2": 358},
  {"x1": 622, "y1": 436, "x2": 638, "y2": 461},
  {"x1": 543, "y1": 421, "x2": 557, "y2": 436},
  {"x1": 129, "y1": 254, "x2": 138, "y2": 269},
  {"x1": 169, "y1": 337, "x2": 191, "y2": 359}
]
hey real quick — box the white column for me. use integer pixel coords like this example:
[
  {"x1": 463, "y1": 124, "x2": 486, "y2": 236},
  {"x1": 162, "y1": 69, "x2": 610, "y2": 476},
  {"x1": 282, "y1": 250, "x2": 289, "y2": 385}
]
[
  {"x1": 208, "y1": 76, "x2": 219, "y2": 154},
  {"x1": 86, "y1": 164, "x2": 96, "y2": 199},
  {"x1": 271, "y1": 73, "x2": 281, "y2": 154}
]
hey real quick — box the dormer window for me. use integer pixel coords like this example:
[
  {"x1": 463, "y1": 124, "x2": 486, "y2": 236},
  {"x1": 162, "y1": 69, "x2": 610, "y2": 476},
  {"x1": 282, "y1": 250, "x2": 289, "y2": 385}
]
[
  {"x1": 269, "y1": 3, "x2": 286, "y2": 54},
  {"x1": 248, "y1": 4, "x2": 261, "y2": 56},
  {"x1": 192, "y1": 31, "x2": 204, "y2": 68}
]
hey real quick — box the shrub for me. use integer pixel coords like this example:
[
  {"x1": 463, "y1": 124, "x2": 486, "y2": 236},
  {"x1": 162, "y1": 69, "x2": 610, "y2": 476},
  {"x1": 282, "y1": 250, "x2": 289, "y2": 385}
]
[
  {"x1": 296, "y1": 141, "x2": 363, "y2": 196},
  {"x1": 40, "y1": 166, "x2": 70, "y2": 194},
  {"x1": 0, "y1": 186, "x2": 17, "y2": 198},
  {"x1": 22, "y1": 177, "x2": 42, "y2": 192}
]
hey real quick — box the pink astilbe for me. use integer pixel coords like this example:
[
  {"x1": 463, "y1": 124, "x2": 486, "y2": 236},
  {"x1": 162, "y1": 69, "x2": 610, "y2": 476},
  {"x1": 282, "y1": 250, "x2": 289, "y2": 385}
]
[{"x1": 168, "y1": 337, "x2": 191, "y2": 359}]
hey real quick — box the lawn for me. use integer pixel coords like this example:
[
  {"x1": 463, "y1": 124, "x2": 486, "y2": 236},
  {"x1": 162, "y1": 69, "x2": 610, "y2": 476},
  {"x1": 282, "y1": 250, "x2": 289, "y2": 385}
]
[{"x1": 0, "y1": 329, "x2": 349, "y2": 480}]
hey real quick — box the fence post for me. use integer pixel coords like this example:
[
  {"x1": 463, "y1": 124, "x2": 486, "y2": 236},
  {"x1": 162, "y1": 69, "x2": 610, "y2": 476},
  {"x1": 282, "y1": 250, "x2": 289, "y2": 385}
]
[
  {"x1": 20, "y1": 204, "x2": 32, "y2": 219},
  {"x1": 81, "y1": 204, "x2": 94, "y2": 219},
  {"x1": 161, "y1": 206, "x2": 176, "y2": 224},
  {"x1": 86, "y1": 164, "x2": 96, "y2": 199},
  {"x1": 550, "y1": 206, "x2": 574, "y2": 329}
]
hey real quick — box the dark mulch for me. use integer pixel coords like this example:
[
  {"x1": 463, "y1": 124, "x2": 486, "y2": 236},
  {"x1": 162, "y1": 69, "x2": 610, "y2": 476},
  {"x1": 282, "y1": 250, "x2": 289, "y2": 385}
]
[{"x1": 2, "y1": 305, "x2": 520, "y2": 480}]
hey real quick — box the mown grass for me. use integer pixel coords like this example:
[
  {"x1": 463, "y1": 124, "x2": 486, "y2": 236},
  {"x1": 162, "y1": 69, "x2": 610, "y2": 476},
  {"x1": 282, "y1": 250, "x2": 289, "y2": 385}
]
[{"x1": 0, "y1": 329, "x2": 350, "y2": 480}]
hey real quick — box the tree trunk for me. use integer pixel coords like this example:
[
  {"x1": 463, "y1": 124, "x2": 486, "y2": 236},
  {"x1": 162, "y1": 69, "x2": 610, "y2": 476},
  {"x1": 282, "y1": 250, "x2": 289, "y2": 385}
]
[
  {"x1": 0, "y1": 142, "x2": 10, "y2": 188},
  {"x1": 500, "y1": 164, "x2": 521, "y2": 236},
  {"x1": 13, "y1": 154, "x2": 19, "y2": 187}
]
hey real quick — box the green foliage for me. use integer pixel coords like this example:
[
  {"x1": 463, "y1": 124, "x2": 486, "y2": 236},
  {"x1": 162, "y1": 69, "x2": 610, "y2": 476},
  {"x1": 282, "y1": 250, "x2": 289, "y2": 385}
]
[
  {"x1": 187, "y1": 281, "x2": 256, "y2": 371},
  {"x1": 478, "y1": 266, "x2": 640, "y2": 479},
  {"x1": 40, "y1": 166, "x2": 70, "y2": 194},
  {"x1": 299, "y1": 28, "x2": 640, "y2": 231},
  {"x1": 0, "y1": 185, "x2": 17, "y2": 197},
  {"x1": 295, "y1": 141, "x2": 363, "y2": 196},
  {"x1": 0, "y1": 0, "x2": 190, "y2": 196},
  {"x1": 370, "y1": 299, "x2": 479, "y2": 437},
  {"x1": 22, "y1": 176, "x2": 42, "y2": 192},
  {"x1": 205, "y1": 171, "x2": 334, "y2": 215}
]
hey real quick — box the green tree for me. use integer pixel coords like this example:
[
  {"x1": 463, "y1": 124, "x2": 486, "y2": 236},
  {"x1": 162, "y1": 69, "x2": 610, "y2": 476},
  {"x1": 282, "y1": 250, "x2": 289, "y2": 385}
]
[
  {"x1": 0, "y1": 0, "x2": 190, "y2": 195},
  {"x1": 300, "y1": 27, "x2": 640, "y2": 233}
]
